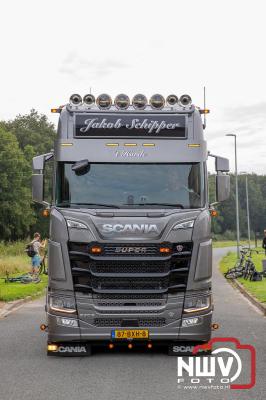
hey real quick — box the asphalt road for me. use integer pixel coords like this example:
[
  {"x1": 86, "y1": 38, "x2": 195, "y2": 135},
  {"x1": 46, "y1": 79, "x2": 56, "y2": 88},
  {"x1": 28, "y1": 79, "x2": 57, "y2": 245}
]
[{"x1": 0, "y1": 248, "x2": 265, "y2": 400}]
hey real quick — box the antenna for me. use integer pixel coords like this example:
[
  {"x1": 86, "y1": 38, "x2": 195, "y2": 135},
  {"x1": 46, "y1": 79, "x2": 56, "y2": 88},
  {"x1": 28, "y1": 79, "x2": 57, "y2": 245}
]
[{"x1": 203, "y1": 86, "x2": 206, "y2": 129}]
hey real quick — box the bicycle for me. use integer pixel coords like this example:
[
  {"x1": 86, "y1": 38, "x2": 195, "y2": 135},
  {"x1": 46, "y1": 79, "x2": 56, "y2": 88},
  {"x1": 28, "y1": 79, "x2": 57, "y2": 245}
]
[
  {"x1": 224, "y1": 247, "x2": 249, "y2": 279},
  {"x1": 39, "y1": 251, "x2": 48, "y2": 275},
  {"x1": 242, "y1": 249, "x2": 259, "y2": 280}
]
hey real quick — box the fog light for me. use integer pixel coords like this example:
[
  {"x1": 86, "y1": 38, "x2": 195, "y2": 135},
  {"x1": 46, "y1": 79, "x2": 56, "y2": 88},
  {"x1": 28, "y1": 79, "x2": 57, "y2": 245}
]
[
  {"x1": 182, "y1": 317, "x2": 200, "y2": 327},
  {"x1": 56, "y1": 317, "x2": 78, "y2": 328}
]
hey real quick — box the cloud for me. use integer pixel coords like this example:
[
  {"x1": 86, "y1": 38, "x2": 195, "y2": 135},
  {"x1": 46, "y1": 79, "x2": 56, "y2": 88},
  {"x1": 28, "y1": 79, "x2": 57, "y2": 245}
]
[
  {"x1": 59, "y1": 53, "x2": 129, "y2": 80},
  {"x1": 223, "y1": 102, "x2": 266, "y2": 122}
]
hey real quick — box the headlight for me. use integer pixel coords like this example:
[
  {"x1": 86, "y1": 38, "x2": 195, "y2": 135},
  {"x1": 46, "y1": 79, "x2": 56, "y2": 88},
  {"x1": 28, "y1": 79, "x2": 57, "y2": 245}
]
[
  {"x1": 184, "y1": 295, "x2": 211, "y2": 313},
  {"x1": 49, "y1": 297, "x2": 76, "y2": 314},
  {"x1": 66, "y1": 219, "x2": 88, "y2": 229},
  {"x1": 172, "y1": 220, "x2": 194, "y2": 230}
]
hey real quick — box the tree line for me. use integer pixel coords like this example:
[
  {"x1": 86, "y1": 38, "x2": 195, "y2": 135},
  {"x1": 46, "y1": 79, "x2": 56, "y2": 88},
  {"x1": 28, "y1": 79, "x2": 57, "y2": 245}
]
[{"x1": 0, "y1": 110, "x2": 265, "y2": 241}]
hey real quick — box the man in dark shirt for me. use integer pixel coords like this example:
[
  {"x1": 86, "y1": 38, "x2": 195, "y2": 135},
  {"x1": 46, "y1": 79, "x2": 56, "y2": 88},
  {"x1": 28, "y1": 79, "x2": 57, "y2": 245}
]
[{"x1": 262, "y1": 230, "x2": 266, "y2": 255}]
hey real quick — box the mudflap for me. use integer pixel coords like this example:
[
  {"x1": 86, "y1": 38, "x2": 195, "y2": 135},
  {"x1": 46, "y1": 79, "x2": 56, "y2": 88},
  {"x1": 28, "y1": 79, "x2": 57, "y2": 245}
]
[
  {"x1": 168, "y1": 341, "x2": 212, "y2": 356},
  {"x1": 47, "y1": 342, "x2": 92, "y2": 357}
]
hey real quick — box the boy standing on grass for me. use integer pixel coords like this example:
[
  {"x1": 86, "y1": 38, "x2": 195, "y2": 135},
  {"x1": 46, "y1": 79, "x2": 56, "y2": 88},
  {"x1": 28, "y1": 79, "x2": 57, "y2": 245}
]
[{"x1": 31, "y1": 232, "x2": 45, "y2": 282}]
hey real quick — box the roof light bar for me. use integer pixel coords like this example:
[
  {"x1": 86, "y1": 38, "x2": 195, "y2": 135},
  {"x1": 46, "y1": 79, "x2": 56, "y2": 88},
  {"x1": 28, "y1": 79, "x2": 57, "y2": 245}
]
[
  {"x1": 69, "y1": 94, "x2": 82, "y2": 106},
  {"x1": 66, "y1": 93, "x2": 194, "y2": 110},
  {"x1": 166, "y1": 94, "x2": 178, "y2": 106},
  {"x1": 150, "y1": 94, "x2": 165, "y2": 110},
  {"x1": 83, "y1": 94, "x2": 95, "y2": 106},
  {"x1": 179, "y1": 94, "x2": 192, "y2": 106},
  {"x1": 132, "y1": 94, "x2": 147, "y2": 110},
  {"x1": 96, "y1": 94, "x2": 112, "y2": 109},
  {"x1": 114, "y1": 93, "x2": 130, "y2": 110}
]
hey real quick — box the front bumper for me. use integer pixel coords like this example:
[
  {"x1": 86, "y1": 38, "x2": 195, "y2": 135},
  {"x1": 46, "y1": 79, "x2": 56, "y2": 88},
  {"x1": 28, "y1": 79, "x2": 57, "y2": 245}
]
[{"x1": 47, "y1": 310, "x2": 212, "y2": 343}]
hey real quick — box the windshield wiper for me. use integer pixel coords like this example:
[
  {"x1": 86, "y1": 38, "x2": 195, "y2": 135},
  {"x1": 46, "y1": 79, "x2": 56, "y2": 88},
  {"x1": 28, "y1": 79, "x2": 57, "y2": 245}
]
[
  {"x1": 58, "y1": 202, "x2": 121, "y2": 209},
  {"x1": 123, "y1": 203, "x2": 184, "y2": 209}
]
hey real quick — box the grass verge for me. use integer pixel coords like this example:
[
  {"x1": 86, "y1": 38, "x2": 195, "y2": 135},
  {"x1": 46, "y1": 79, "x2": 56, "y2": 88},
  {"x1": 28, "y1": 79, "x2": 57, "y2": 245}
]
[
  {"x1": 219, "y1": 250, "x2": 266, "y2": 303},
  {"x1": 213, "y1": 240, "x2": 256, "y2": 248},
  {"x1": 0, "y1": 245, "x2": 47, "y2": 302},
  {"x1": 0, "y1": 273, "x2": 48, "y2": 302}
]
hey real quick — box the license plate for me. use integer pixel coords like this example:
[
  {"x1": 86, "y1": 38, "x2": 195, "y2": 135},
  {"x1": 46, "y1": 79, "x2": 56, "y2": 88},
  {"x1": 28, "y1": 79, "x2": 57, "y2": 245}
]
[{"x1": 111, "y1": 329, "x2": 149, "y2": 340}]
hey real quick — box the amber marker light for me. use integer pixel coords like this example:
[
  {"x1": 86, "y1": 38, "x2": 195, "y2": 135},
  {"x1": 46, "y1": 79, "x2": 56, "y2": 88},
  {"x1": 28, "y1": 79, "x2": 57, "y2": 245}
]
[
  {"x1": 159, "y1": 246, "x2": 171, "y2": 254},
  {"x1": 199, "y1": 109, "x2": 210, "y2": 114},
  {"x1": 61, "y1": 143, "x2": 73, "y2": 147},
  {"x1": 188, "y1": 144, "x2": 201, "y2": 148},
  {"x1": 147, "y1": 343, "x2": 153, "y2": 349},
  {"x1": 42, "y1": 209, "x2": 50, "y2": 217},
  {"x1": 40, "y1": 324, "x2": 47, "y2": 331},
  {"x1": 90, "y1": 245, "x2": 103, "y2": 254},
  {"x1": 108, "y1": 343, "x2": 114, "y2": 349},
  {"x1": 128, "y1": 343, "x2": 133, "y2": 349},
  {"x1": 210, "y1": 209, "x2": 218, "y2": 217}
]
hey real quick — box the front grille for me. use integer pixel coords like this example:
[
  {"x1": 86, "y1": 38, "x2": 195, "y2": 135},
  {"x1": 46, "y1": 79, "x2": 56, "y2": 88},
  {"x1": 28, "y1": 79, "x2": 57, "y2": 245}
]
[
  {"x1": 96, "y1": 309, "x2": 161, "y2": 314},
  {"x1": 93, "y1": 276, "x2": 169, "y2": 291},
  {"x1": 93, "y1": 293, "x2": 165, "y2": 300},
  {"x1": 103, "y1": 243, "x2": 160, "y2": 257},
  {"x1": 69, "y1": 242, "x2": 192, "y2": 295},
  {"x1": 90, "y1": 261, "x2": 170, "y2": 274},
  {"x1": 94, "y1": 317, "x2": 166, "y2": 327},
  {"x1": 95, "y1": 301, "x2": 163, "y2": 307}
]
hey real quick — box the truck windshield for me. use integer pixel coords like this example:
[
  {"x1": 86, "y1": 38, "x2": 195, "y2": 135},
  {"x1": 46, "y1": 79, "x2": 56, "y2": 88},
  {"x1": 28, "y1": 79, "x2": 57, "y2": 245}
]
[{"x1": 57, "y1": 163, "x2": 205, "y2": 209}]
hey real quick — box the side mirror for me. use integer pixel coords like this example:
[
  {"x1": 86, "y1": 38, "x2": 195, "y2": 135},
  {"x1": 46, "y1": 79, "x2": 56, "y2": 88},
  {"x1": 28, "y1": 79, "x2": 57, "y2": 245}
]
[
  {"x1": 216, "y1": 174, "x2": 230, "y2": 202},
  {"x1": 215, "y1": 156, "x2": 229, "y2": 173},
  {"x1": 32, "y1": 173, "x2": 44, "y2": 203},
  {"x1": 32, "y1": 152, "x2": 53, "y2": 205}
]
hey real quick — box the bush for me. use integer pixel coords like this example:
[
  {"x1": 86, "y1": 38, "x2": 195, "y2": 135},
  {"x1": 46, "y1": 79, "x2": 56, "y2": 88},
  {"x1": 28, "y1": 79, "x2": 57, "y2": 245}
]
[{"x1": 0, "y1": 240, "x2": 28, "y2": 257}]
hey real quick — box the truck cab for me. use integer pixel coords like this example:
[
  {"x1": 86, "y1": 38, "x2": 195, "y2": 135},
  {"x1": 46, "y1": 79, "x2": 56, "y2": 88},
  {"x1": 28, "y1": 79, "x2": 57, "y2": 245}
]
[{"x1": 33, "y1": 93, "x2": 230, "y2": 355}]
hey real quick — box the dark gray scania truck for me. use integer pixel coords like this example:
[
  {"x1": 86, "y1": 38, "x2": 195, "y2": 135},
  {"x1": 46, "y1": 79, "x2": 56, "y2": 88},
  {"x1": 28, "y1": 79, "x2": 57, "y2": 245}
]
[{"x1": 32, "y1": 93, "x2": 230, "y2": 356}]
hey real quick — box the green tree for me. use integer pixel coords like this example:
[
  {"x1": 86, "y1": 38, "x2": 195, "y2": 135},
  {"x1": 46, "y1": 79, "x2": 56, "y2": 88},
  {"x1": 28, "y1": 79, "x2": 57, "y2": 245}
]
[
  {"x1": 3, "y1": 109, "x2": 56, "y2": 155},
  {"x1": 0, "y1": 127, "x2": 35, "y2": 240},
  {"x1": 2, "y1": 110, "x2": 56, "y2": 239}
]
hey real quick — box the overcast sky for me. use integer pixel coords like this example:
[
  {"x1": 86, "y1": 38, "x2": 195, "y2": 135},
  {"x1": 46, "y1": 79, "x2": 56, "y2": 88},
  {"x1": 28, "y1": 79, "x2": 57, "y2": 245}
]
[{"x1": 1, "y1": 0, "x2": 265, "y2": 173}]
